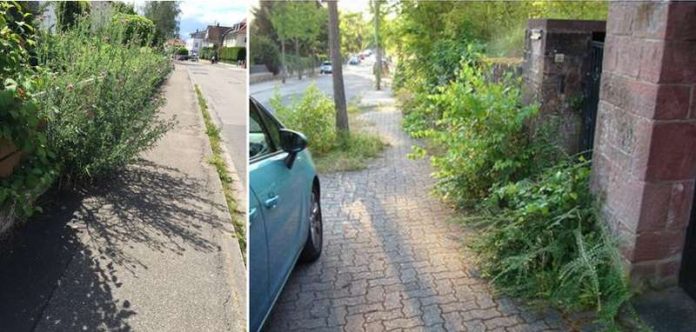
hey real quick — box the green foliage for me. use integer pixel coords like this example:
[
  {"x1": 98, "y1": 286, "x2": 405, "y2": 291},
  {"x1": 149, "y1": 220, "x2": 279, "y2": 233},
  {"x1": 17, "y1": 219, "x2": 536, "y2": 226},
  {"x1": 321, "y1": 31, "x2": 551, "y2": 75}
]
[
  {"x1": 313, "y1": 131, "x2": 385, "y2": 173},
  {"x1": 35, "y1": 18, "x2": 173, "y2": 182},
  {"x1": 219, "y1": 47, "x2": 245, "y2": 62},
  {"x1": 0, "y1": 1, "x2": 56, "y2": 217},
  {"x1": 407, "y1": 60, "x2": 559, "y2": 206},
  {"x1": 55, "y1": 1, "x2": 90, "y2": 32},
  {"x1": 111, "y1": 13, "x2": 155, "y2": 46},
  {"x1": 271, "y1": 85, "x2": 385, "y2": 172},
  {"x1": 271, "y1": 84, "x2": 336, "y2": 154},
  {"x1": 250, "y1": 35, "x2": 281, "y2": 74},
  {"x1": 340, "y1": 12, "x2": 368, "y2": 55},
  {"x1": 175, "y1": 47, "x2": 188, "y2": 56},
  {"x1": 468, "y1": 160, "x2": 631, "y2": 326},
  {"x1": 143, "y1": 1, "x2": 181, "y2": 46},
  {"x1": 199, "y1": 46, "x2": 215, "y2": 60},
  {"x1": 111, "y1": 1, "x2": 136, "y2": 15}
]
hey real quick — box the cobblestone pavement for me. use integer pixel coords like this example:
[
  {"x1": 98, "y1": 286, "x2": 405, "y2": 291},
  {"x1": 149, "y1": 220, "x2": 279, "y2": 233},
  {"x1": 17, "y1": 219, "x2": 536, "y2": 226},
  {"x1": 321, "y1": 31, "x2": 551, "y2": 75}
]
[{"x1": 266, "y1": 97, "x2": 569, "y2": 331}]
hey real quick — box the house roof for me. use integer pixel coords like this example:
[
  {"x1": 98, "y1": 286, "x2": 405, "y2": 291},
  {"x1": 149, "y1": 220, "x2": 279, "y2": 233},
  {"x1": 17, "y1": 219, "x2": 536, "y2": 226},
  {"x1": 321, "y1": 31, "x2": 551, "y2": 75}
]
[
  {"x1": 205, "y1": 24, "x2": 233, "y2": 43},
  {"x1": 166, "y1": 38, "x2": 185, "y2": 46}
]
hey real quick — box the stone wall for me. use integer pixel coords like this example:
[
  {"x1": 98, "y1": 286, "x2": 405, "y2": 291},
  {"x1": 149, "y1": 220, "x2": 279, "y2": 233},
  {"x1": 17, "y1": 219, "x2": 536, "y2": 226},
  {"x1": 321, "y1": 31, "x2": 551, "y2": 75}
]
[
  {"x1": 591, "y1": 1, "x2": 696, "y2": 287},
  {"x1": 522, "y1": 19, "x2": 606, "y2": 154}
]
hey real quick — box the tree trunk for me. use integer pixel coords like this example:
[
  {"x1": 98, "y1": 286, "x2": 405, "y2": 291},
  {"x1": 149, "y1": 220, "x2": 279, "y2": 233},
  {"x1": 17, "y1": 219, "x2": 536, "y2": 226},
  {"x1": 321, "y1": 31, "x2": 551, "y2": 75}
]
[
  {"x1": 295, "y1": 38, "x2": 302, "y2": 80},
  {"x1": 281, "y1": 39, "x2": 286, "y2": 84},
  {"x1": 327, "y1": 0, "x2": 349, "y2": 134},
  {"x1": 373, "y1": 0, "x2": 382, "y2": 91}
]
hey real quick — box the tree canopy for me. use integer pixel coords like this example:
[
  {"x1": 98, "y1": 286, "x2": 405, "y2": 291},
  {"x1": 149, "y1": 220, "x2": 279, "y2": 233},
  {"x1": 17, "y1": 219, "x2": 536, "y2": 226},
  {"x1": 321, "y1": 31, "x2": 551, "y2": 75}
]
[{"x1": 143, "y1": 1, "x2": 180, "y2": 45}]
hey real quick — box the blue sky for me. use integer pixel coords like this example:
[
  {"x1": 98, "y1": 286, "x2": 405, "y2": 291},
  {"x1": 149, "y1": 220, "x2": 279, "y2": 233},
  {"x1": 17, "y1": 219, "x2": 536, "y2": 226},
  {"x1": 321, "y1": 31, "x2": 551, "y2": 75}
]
[{"x1": 130, "y1": 0, "x2": 248, "y2": 40}]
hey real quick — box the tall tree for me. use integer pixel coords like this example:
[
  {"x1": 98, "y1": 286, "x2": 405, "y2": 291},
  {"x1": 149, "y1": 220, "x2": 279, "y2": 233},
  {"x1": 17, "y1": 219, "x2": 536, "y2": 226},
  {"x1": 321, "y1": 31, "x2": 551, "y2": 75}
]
[
  {"x1": 340, "y1": 12, "x2": 367, "y2": 55},
  {"x1": 143, "y1": 1, "x2": 180, "y2": 45},
  {"x1": 270, "y1": 1, "x2": 321, "y2": 82},
  {"x1": 372, "y1": 0, "x2": 382, "y2": 90},
  {"x1": 55, "y1": 1, "x2": 91, "y2": 32},
  {"x1": 326, "y1": 0, "x2": 348, "y2": 134}
]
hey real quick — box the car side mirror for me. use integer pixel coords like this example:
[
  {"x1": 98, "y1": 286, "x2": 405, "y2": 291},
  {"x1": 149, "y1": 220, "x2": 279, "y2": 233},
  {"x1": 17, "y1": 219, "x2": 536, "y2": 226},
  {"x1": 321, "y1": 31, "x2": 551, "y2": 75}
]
[{"x1": 279, "y1": 129, "x2": 307, "y2": 168}]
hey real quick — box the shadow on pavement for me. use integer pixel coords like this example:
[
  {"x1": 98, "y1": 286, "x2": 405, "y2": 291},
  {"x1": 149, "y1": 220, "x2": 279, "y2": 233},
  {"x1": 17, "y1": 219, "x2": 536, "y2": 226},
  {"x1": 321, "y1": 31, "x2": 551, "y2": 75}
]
[{"x1": 0, "y1": 159, "x2": 227, "y2": 331}]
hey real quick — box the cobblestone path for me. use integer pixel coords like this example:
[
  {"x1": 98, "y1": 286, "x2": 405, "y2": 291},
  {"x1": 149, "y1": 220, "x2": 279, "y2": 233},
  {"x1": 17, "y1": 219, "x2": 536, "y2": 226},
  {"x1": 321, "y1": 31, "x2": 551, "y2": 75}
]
[{"x1": 266, "y1": 99, "x2": 569, "y2": 331}]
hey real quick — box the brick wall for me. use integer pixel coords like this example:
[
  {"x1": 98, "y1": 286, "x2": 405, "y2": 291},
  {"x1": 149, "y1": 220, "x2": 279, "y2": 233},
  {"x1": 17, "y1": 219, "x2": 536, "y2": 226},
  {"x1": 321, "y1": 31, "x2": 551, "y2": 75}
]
[
  {"x1": 592, "y1": 1, "x2": 696, "y2": 286},
  {"x1": 522, "y1": 19, "x2": 606, "y2": 154}
]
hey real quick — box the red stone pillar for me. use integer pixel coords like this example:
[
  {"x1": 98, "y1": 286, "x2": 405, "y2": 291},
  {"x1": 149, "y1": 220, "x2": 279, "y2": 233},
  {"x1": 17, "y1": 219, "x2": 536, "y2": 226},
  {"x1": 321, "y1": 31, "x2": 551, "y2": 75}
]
[{"x1": 592, "y1": 1, "x2": 696, "y2": 286}]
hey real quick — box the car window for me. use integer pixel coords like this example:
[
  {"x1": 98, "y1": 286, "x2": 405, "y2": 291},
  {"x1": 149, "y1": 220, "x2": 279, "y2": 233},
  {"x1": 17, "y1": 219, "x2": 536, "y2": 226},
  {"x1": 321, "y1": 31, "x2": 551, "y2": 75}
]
[
  {"x1": 249, "y1": 100, "x2": 275, "y2": 159},
  {"x1": 256, "y1": 103, "x2": 282, "y2": 149},
  {"x1": 323, "y1": 62, "x2": 331, "y2": 66}
]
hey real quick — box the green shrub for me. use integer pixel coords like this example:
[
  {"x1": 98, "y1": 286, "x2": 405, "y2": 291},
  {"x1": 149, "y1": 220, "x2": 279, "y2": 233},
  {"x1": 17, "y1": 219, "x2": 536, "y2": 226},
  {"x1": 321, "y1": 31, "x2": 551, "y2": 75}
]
[
  {"x1": 199, "y1": 46, "x2": 215, "y2": 60},
  {"x1": 270, "y1": 84, "x2": 335, "y2": 154},
  {"x1": 250, "y1": 35, "x2": 280, "y2": 74},
  {"x1": 111, "y1": 13, "x2": 155, "y2": 46},
  {"x1": 0, "y1": 1, "x2": 56, "y2": 217},
  {"x1": 219, "y1": 46, "x2": 245, "y2": 62},
  {"x1": 468, "y1": 160, "x2": 631, "y2": 326},
  {"x1": 410, "y1": 60, "x2": 559, "y2": 206},
  {"x1": 175, "y1": 47, "x2": 188, "y2": 56},
  {"x1": 35, "y1": 18, "x2": 173, "y2": 181}
]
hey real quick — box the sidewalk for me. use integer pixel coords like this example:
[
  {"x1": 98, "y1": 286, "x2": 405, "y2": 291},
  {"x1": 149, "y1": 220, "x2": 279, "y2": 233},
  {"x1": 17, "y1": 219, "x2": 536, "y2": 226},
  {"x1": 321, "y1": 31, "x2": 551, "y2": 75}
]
[
  {"x1": 0, "y1": 65, "x2": 246, "y2": 331},
  {"x1": 265, "y1": 85, "x2": 570, "y2": 331}
]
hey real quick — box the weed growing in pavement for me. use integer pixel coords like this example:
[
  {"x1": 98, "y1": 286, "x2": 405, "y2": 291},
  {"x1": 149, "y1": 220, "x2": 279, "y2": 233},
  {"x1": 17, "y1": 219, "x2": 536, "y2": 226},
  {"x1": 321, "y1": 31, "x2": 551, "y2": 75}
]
[
  {"x1": 194, "y1": 85, "x2": 245, "y2": 260},
  {"x1": 270, "y1": 84, "x2": 386, "y2": 173},
  {"x1": 464, "y1": 159, "x2": 633, "y2": 328}
]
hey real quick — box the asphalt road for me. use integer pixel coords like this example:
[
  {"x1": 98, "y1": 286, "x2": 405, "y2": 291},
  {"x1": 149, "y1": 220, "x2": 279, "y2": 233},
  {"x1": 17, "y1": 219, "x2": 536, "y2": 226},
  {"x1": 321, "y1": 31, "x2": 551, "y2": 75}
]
[
  {"x1": 250, "y1": 59, "x2": 378, "y2": 111},
  {"x1": 183, "y1": 61, "x2": 248, "y2": 186}
]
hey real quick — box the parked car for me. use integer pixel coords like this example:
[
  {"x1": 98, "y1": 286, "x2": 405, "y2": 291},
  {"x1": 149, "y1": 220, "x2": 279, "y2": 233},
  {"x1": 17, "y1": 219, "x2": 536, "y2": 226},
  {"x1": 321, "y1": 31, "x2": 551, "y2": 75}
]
[
  {"x1": 319, "y1": 61, "x2": 332, "y2": 74},
  {"x1": 249, "y1": 97, "x2": 323, "y2": 332},
  {"x1": 348, "y1": 56, "x2": 360, "y2": 65}
]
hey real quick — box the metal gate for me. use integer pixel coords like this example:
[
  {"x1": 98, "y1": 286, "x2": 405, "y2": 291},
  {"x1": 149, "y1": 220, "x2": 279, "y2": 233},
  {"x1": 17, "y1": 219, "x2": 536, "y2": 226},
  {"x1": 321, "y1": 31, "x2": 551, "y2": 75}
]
[
  {"x1": 680, "y1": 191, "x2": 696, "y2": 299},
  {"x1": 579, "y1": 41, "x2": 604, "y2": 156}
]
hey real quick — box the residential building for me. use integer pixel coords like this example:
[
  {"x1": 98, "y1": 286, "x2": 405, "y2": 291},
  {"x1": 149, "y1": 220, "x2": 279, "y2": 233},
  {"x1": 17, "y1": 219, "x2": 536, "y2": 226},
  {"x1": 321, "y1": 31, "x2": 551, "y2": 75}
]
[
  {"x1": 223, "y1": 19, "x2": 247, "y2": 48},
  {"x1": 186, "y1": 29, "x2": 206, "y2": 55}
]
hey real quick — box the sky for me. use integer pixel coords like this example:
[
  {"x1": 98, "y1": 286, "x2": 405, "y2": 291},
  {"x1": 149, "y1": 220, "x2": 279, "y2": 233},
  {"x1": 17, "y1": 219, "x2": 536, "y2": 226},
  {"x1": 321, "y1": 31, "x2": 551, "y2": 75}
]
[{"x1": 129, "y1": 0, "x2": 248, "y2": 40}]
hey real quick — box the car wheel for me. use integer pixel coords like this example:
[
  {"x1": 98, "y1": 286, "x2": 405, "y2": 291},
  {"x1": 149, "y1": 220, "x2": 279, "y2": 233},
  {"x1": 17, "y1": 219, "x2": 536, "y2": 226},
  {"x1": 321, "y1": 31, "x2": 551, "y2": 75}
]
[{"x1": 300, "y1": 185, "x2": 322, "y2": 262}]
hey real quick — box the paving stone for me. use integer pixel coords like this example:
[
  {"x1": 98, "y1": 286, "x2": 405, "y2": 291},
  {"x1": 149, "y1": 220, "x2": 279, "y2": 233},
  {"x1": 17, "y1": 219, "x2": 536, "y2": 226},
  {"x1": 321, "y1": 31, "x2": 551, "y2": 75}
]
[{"x1": 264, "y1": 101, "x2": 570, "y2": 331}]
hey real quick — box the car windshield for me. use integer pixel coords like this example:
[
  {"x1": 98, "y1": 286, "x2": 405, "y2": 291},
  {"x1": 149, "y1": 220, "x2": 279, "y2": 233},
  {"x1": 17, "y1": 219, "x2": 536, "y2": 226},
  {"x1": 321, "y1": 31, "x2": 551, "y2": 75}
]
[{"x1": 322, "y1": 62, "x2": 331, "y2": 66}]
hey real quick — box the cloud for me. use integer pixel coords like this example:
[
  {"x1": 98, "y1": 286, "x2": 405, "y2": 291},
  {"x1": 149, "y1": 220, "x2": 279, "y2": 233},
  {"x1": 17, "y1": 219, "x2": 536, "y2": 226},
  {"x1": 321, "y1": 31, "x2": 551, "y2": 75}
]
[{"x1": 179, "y1": 0, "x2": 247, "y2": 27}]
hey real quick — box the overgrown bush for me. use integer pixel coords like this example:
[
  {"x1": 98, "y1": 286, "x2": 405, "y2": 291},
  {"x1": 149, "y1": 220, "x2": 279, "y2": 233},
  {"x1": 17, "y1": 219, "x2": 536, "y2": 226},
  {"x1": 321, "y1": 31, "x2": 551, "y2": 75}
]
[
  {"x1": 409, "y1": 60, "x2": 559, "y2": 206},
  {"x1": 270, "y1": 84, "x2": 335, "y2": 154},
  {"x1": 35, "y1": 18, "x2": 173, "y2": 182},
  {"x1": 250, "y1": 35, "x2": 281, "y2": 74},
  {"x1": 111, "y1": 13, "x2": 154, "y2": 46},
  {"x1": 467, "y1": 160, "x2": 631, "y2": 326},
  {"x1": 0, "y1": 1, "x2": 56, "y2": 217}
]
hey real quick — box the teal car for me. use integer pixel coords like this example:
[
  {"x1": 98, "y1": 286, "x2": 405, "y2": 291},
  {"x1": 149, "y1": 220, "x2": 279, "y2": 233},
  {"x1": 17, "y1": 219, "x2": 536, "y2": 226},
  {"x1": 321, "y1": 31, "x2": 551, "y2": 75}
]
[{"x1": 249, "y1": 97, "x2": 323, "y2": 332}]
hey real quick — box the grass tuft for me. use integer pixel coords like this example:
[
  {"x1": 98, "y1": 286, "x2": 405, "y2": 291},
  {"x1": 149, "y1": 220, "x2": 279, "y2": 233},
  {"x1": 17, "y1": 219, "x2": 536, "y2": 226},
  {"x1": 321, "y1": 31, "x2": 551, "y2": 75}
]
[{"x1": 194, "y1": 85, "x2": 246, "y2": 260}]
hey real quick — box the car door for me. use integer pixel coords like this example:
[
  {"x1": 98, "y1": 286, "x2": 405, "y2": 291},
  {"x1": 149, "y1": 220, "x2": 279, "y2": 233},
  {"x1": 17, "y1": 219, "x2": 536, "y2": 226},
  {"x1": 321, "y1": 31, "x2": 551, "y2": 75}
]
[
  {"x1": 249, "y1": 99, "x2": 307, "y2": 312},
  {"x1": 249, "y1": 187, "x2": 269, "y2": 331}
]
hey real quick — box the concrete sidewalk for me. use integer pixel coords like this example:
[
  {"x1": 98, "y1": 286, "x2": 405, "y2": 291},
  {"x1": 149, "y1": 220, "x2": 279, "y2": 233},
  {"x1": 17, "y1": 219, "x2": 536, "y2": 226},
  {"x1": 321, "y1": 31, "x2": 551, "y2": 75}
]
[{"x1": 0, "y1": 65, "x2": 246, "y2": 331}]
